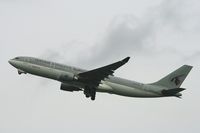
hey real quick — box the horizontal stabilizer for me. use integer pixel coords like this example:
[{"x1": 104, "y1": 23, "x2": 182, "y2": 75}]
[{"x1": 161, "y1": 88, "x2": 186, "y2": 96}]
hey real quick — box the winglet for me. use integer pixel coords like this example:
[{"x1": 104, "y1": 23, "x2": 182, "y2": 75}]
[{"x1": 122, "y1": 57, "x2": 130, "y2": 63}]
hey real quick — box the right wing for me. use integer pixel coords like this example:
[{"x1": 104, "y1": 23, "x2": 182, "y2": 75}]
[{"x1": 77, "y1": 57, "x2": 130, "y2": 87}]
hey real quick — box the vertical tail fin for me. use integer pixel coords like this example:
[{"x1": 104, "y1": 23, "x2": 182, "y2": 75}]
[{"x1": 152, "y1": 65, "x2": 193, "y2": 89}]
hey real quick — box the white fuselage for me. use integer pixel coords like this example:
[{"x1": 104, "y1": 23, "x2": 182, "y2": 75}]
[{"x1": 9, "y1": 57, "x2": 166, "y2": 98}]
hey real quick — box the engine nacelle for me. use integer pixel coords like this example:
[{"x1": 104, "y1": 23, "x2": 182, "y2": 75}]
[{"x1": 60, "y1": 83, "x2": 81, "y2": 92}]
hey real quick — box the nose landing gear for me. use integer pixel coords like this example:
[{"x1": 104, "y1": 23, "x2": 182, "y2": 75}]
[{"x1": 18, "y1": 69, "x2": 26, "y2": 75}]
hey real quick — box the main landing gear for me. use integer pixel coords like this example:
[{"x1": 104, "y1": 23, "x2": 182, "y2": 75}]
[
  {"x1": 18, "y1": 69, "x2": 26, "y2": 75},
  {"x1": 84, "y1": 86, "x2": 96, "y2": 101}
]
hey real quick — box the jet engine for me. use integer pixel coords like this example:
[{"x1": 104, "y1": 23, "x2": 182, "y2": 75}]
[{"x1": 60, "y1": 83, "x2": 81, "y2": 92}]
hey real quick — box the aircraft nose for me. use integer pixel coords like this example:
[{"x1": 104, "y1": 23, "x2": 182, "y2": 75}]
[{"x1": 8, "y1": 59, "x2": 14, "y2": 66}]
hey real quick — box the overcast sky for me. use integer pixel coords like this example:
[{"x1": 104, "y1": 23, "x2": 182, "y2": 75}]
[{"x1": 0, "y1": 0, "x2": 200, "y2": 133}]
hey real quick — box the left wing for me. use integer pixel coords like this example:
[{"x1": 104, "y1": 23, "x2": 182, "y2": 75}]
[{"x1": 77, "y1": 57, "x2": 130, "y2": 87}]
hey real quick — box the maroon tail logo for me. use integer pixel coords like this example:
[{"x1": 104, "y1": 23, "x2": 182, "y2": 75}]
[{"x1": 171, "y1": 75, "x2": 185, "y2": 86}]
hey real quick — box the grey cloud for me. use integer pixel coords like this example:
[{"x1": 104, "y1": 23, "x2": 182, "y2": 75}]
[
  {"x1": 91, "y1": 15, "x2": 156, "y2": 63},
  {"x1": 41, "y1": 0, "x2": 200, "y2": 66},
  {"x1": 42, "y1": 14, "x2": 157, "y2": 66},
  {"x1": 91, "y1": 0, "x2": 200, "y2": 63}
]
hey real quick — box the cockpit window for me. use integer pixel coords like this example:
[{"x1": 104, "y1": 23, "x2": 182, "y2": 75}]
[{"x1": 15, "y1": 57, "x2": 19, "y2": 60}]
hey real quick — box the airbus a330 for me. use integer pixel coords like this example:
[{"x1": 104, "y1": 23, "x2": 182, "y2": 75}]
[{"x1": 9, "y1": 56, "x2": 192, "y2": 100}]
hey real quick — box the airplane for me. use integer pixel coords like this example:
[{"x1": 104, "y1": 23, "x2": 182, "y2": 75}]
[{"x1": 9, "y1": 56, "x2": 192, "y2": 100}]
